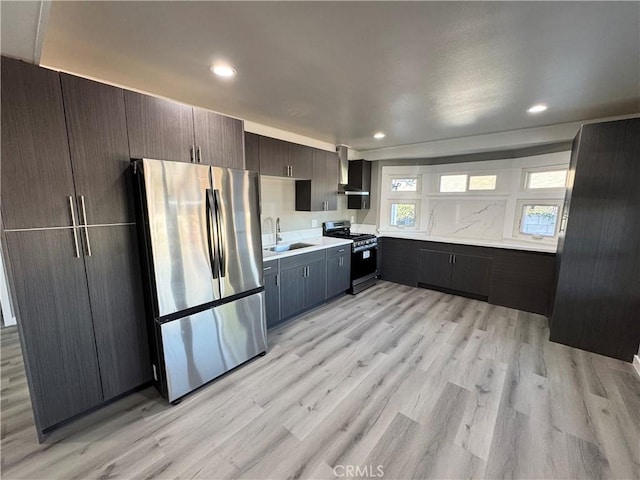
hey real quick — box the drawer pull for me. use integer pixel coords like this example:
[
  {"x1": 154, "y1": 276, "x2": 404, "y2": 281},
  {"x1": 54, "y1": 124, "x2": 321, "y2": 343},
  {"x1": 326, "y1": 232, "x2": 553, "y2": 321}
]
[{"x1": 263, "y1": 266, "x2": 272, "y2": 271}]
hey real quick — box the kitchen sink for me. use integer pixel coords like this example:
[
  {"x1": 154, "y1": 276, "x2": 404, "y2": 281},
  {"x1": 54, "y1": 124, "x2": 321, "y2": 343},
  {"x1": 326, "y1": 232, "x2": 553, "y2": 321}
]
[{"x1": 265, "y1": 242, "x2": 314, "y2": 253}]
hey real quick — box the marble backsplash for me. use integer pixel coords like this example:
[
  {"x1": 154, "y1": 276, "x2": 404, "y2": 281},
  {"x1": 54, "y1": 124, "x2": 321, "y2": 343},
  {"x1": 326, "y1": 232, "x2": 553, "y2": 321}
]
[{"x1": 426, "y1": 199, "x2": 506, "y2": 240}]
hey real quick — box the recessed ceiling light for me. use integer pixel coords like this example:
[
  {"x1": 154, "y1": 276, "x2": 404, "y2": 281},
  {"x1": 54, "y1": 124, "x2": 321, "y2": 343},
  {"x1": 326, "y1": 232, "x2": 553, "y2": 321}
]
[
  {"x1": 373, "y1": 132, "x2": 386, "y2": 139},
  {"x1": 527, "y1": 104, "x2": 548, "y2": 113},
  {"x1": 211, "y1": 64, "x2": 237, "y2": 78}
]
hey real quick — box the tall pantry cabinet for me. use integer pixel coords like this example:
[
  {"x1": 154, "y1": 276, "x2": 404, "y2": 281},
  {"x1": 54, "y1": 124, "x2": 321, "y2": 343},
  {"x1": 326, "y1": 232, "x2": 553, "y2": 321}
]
[
  {"x1": 550, "y1": 118, "x2": 640, "y2": 362},
  {"x1": 1, "y1": 57, "x2": 150, "y2": 437}
]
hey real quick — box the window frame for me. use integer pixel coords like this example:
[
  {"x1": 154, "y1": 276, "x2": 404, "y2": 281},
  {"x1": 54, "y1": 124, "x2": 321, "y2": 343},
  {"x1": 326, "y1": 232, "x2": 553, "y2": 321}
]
[
  {"x1": 513, "y1": 199, "x2": 564, "y2": 241},
  {"x1": 438, "y1": 172, "x2": 499, "y2": 194},
  {"x1": 389, "y1": 176, "x2": 421, "y2": 195},
  {"x1": 523, "y1": 166, "x2": 568, "y2": 191},
  {"x1": 389, "y1": 201, "x2": 419, "y2": 229}
]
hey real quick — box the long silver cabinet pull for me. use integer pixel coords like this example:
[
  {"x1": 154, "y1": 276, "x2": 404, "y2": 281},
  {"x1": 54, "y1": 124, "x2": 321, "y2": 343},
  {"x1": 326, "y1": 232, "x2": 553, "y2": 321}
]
[
  {"x1": 197, "y1": 146, "x2": 202, "y2": 164},
  {"x1": 452, "y1": 254, "x2": 456, "y2": 264},
  {"x1": 275, "y1": 274, "x2": 279, "y2": 286},
  {"x1": 263, "y1": 266, "x2": 272, "y2": 271},
  {"x1": 68, "y1": 196, "x2": 80, "y2": 258},
  {"x1": 190, "y1": 146, "x2": 195, "y2": 163},
  {"x1": 79, "y1": 196, "x2": 92, "y2": 256}
]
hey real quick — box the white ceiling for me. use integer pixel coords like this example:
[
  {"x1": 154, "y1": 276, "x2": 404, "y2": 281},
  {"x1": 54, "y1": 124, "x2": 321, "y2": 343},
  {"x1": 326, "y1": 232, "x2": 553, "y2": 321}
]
[
  {"x1": 0, "y1": 1, "x2": 49, "y2": 64},
  {"x1": 21, "y1": 2, "x2": 640, "y2": 151}
]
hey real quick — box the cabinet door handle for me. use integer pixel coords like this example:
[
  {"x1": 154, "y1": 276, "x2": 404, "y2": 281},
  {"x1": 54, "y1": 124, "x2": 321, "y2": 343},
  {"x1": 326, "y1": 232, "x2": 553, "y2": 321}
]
[
  {"x1": 452, "y1": 254, "x2": 456, "y2": 264},
  {"x1": 275, "y1": 274, "x2": 279, "y2": 286},
  {"x1": 68, "y1": 196, "x2": 80, "y2": 258},
  {"x1": 338, "y1": 248, "x2": 345, "y2": 253},
  {"x1": 190, "y1": 145, "x2": 195, "y2": 163},
  {"x1": 289, "y1": 165, "x2": 293, "y2": 177},
  {"x1": 263, "y1": 266, "x2": 272, "y2": 271},
  {"x1": 79, "y1": 196, "x2": 92, "y2": 256},
  {"x1": 197, "y1": 146, "x2": 202, "y2": 164},
  {"x1": 449, "y1": 254, "x2": 453, "y2": 264}
]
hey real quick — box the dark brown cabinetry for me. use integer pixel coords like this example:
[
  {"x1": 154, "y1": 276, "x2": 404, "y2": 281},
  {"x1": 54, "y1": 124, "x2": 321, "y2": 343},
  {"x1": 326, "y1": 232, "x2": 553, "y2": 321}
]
[
  {"x1": 125, "y1": 93, "x2": 245, "y2": 168},
  {"x1": 61, "y1": 74, "x2": 133, "y2": 224},
  {"x1": 381, "y1": 236, "x2": 556, "y2": 315},
  {"x1": 489, "y1": 249, "x2": 555, "y2": 315},
  {"x1": 1, "y1": 58, "x2": 151, "y2": 438},
  {"x1": 124, "y1": 91, "x2": 195, "y2": 163},
  {"x1": 347, "y1": 160, "x2": 372, "y2": 210},
  {"x1": 295, "y1": 150, "x2": 339, "y2": 211},
  {"x1": 279, "y1": 251, "x2": 327, "y2": 320},
  {"x1": 193, "y1": 108, "x2": 244, "y2": 168},
  {"x1": 5, "y1": 229, "x2": 103, "y2": 430},
  {"x1": 263, "y1": 262, "x2": 281, "y2": 328},
  {"x1": 418, "y1": 244, "x2": 492, "y2": 298},
  {"x1": 288, "y1": 142, "x2": 313, "y2": 179},
  {"x1": 326, "y1": 246, "x2": 351, "y2": 298},
  {"x1": 258, "y1": 135, "x2": 287, "y2": 176},
  {"x1": 1, "y1": 57, "x2": 77, "y2": 230},
  {"x1": 550, "y1": 118, "x2": 640, "y2": 361},
  {"x1": 244, "y1": 132, "x2": 260, "y2": 173}
]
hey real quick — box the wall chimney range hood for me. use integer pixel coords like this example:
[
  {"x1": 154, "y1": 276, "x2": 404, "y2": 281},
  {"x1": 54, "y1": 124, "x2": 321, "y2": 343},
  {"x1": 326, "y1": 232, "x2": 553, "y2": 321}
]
[{"x1": 337, "y1": 145, "x2": 369, "y2": 195}]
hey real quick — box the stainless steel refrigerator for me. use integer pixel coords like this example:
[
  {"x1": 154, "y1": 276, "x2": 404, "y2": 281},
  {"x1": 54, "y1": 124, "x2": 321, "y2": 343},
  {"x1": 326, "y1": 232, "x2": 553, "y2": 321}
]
[{"x1": 132, "y1": 158, "x2": 267, "y2": 402}]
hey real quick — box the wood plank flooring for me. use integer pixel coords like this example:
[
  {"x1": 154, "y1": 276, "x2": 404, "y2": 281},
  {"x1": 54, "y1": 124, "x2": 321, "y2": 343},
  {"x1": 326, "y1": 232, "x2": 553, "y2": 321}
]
[{"x1": 1, "y1": 281, "x2": 639, "y2": 479}]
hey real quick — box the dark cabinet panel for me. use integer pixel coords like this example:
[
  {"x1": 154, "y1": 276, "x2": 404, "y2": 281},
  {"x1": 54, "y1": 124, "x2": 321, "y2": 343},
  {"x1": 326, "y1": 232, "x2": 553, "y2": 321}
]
[
  {"x1": 259, "y1": 135, "x2": 287, "y2": 176},
  {"x1": 1, "y1": 57, "x2": 76, "y2": 230},
  {"x1": 327, "y1": 254, "x2": 350, "y2": 298},
  {"x1": 193, "y1": 108, "x2": 244, "y2": 169},
  {"x1": 244, "y1": 132, "x2": 260, "y2": 173},
  {"x1": 124, "y1": 91, "x2": 195, "y2": 163},
  {"x1": 280, "y1": 266, "x2": 306, "y2": 319},
  {"x1": 60, "y1": 74, "x2": 133, "y2": 225},
  {"x1": 5, "y1": 229, "x2": 103, "y2": 429},
  {"x1": 418, "y1": 249, "x2": 452, "y2": 288},
  {"x1": 305, "y1": 260, "x2": 327, "y2": 307},
  {"x1": 347, "y1": 160, "x2": 372, "y2": 210},
  {"x1": 288, "y1": 143, "x2": 313, "y2": 179},
  {"x1": 380, "y1": 237, "x2": 420, "y2": 286},
  {"x1": 451, "y1": 254, "x2": 492, "y2": 297},
  {"x1": 489, "y1": 250, "x2": 555, "y2": 315},
  {"x1": 325, "y1": 151, "x2": 339, "y2": 211},
  {"x1": 550, "y1": 118, "x2": 640, "y2": 361},
  {"x1": 83, "y1": 225, "x2": 151, "y2": 399},
  {"x1": 264, "y1": 267, "x2": 281, "y2": 328}
]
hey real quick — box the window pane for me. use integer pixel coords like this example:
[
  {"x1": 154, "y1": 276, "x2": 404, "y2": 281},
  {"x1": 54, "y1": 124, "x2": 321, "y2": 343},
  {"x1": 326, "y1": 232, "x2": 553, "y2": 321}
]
[
  {"x1": 527, "y1": 170, "x2": 567, "y2": 189},
  {"x1": 440, "y1": 174, "x2": 467, "y2": 192},
  {"x1": 391, "y1": 178, "x2": 418, "y2": 191},
  {"x1": 469, "y1": 174, "x2": 497, "y2": 190},
  {"x1": 390, "y1": 203, "x2": 416, "y2": 227},
  {"x1": 520, "y1": 205, "x2": 559, "y2": 237}
]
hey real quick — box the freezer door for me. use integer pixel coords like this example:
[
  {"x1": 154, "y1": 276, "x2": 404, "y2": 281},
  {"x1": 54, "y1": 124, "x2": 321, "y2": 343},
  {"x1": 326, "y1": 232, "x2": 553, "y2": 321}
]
[
  {"x1": 210, "y1": 168, "x2": 263, "y2": 298},
  {"x1": 159, "y1": 291, "x2": 267, "y2": 401},
  {"x1": 142, "y1": 159, "x2": 220, "y2": 317}
]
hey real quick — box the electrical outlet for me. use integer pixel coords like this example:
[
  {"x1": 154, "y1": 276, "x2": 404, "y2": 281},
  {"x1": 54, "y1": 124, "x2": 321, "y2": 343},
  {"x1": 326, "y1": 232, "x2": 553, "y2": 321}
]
[{"x1": 311, "y1": 219, "x2": 318, "y2": 228}]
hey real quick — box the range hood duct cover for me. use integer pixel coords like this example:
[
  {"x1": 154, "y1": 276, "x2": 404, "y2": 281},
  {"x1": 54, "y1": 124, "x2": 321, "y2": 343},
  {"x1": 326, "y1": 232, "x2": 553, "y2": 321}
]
[{"x1": 337, "y1": 144, "x2": 369, "y2": 195}]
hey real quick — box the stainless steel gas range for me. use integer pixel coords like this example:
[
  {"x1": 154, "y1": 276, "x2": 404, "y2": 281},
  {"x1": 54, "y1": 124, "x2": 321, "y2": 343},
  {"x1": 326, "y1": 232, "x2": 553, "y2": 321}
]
[{"x1": 323, "y1": 220, "x2": 378, "y2": 294}]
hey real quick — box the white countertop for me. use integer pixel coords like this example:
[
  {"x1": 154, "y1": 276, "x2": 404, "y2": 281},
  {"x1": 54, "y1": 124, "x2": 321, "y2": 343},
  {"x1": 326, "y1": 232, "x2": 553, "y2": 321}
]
[
  {"x1": 377, "y1": 231, "x2": 557, "y2": 253},
  {"x1": 263, "y1": 236, "x2": 352, "y2": 261}
]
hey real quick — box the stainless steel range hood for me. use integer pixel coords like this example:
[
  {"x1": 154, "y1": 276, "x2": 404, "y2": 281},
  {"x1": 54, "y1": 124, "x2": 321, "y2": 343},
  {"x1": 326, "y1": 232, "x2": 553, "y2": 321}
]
[{"x1": 337, "y1": 145, "x2": 369, "y2": 195}]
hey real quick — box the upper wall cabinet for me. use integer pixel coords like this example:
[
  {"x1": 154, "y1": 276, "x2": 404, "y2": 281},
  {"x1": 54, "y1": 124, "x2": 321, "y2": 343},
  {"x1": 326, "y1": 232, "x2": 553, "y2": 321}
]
[
  {"x1": 193, "y1": 108, "x2": 244, "y2": 169},
  {"x1": 61, "y1": 74, "x2": 133, "y2": 224},
  {"x1": 1, "y1": 57, "x2": 77, "y2": 230},
  {"x1": 347, "y1": 160, "x2": 372, "y2": 210},
  {"x1": 124, "y1": 91, "x2": 245, "y2": 169},
  {"x1": 258, "y1": 135, "x2": 288, "y2": 176},
  {"x1": 244, "y1": 132, "x2": 260, "y2": 173},
  {"x1": 295, "y1": 149, "x2": 338, "y2": 211},
  {"x1": 288, "y1": 142, "x2": 313, "y2": 179},
  {"x1": 124, "y1": 91, "x2": 195, "y2": 163}
]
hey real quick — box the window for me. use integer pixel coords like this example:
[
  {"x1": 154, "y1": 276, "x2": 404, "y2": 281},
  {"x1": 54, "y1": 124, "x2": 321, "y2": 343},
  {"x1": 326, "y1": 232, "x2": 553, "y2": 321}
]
[
  {"x1": 469, "y1": 174, "x2": 497, "y2": 190},
  {"x1": 390, "y1": 203, "x2": 416, "y2": 227},
  {"x1": 391, "y1": 178, "x2": 418, "y2": 192},
  {"x1": 439, "y1": 174, "x2": 467, "y2": 192},
  {"x1": 517, "y1": 204, "x2": 560, "y2": 238},
  {"x1": 439, "y1": 173, "x2": 497, "y2": 192},
  {"x1": 526, "y1": 169, "x2": 567, "y2": 189}
]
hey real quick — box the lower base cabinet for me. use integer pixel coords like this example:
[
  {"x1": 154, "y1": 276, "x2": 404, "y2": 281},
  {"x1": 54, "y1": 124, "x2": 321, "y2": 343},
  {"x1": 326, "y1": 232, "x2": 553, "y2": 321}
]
[
  {"x1": 4, "y1": 225, "x2": 150, "y2": 434},
  {"x1": 382, "y1": 237, "x2": 555, "y2": 315},
  {"x1": 326, "y1": 247, "x2": 351, "y2": 298},
  {"x1": 263, "y1": 246, "x2": 350, "y2": 329}
]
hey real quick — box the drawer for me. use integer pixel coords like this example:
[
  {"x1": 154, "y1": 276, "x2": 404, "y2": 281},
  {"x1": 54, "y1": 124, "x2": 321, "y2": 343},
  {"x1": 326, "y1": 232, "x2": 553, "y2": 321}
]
[
  {"x1": 262, "y1": 261, "x2": 278, "y2": 276},
  {"x1": 326, "y1": 244, "x2": 350, "y2": 258},
  {"x1": 280, "y1": 249, "x2": 326, "y2": 270}
]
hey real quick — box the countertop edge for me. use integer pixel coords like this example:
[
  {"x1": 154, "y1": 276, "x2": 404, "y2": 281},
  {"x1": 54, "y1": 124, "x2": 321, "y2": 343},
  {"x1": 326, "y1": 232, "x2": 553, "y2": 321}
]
[{"x1": 263, "y1": 237, "x2": 353, "y2": 261}]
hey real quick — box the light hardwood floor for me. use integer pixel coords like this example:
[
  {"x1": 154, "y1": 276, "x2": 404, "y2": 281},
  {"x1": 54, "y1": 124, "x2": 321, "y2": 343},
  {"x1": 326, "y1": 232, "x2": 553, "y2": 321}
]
[{"x1": 1, "y1": 281, "x2": 639, "y2": 479}]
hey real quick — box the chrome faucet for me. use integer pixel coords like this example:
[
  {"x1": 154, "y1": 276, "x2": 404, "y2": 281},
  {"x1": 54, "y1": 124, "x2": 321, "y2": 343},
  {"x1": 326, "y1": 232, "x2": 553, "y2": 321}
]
[{"x1": 276, "y1": 217, "x2": 283, "y2": 244}]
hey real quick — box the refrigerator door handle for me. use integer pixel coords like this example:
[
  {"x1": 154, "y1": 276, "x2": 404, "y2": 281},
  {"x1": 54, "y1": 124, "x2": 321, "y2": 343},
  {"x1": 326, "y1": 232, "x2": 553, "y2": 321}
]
[
  {"x1": 213, "y1": 189, "x2": 226, "y2": 278},
  {"x1": 205, "y1": 189, "x2": 219, "y2": 279},
  {"x1": 79, "y1": 196, "x2": 92, "y2": 256},
  {"x1": 68, "y1": 196, "x2": 80, "y2": 258}
]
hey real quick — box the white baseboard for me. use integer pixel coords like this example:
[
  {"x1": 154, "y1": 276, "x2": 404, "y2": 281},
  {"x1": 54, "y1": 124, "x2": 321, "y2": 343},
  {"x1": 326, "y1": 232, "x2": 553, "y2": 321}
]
[{"x1": 633, "y1": 355, "x2": 640, "y2": 379}]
